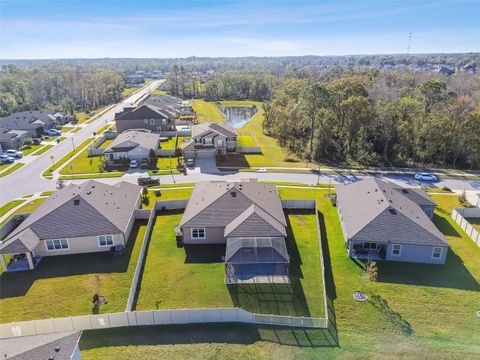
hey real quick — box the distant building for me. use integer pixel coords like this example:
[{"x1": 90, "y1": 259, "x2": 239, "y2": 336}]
[
  {"x1": 182, "y1": 122, "x2": 238, "y2": 159},
  {"x1": 114, "y1": 104, "x2": 176, "y2": 133}
]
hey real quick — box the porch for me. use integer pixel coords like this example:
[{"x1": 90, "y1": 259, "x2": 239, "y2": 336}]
[
  {"x1": 225, "y1": 263, "x2": 290, "y2": 284},
  {"x1": 350, "y1": 242, "x2": 387, "y2": 261},
  {"x1": 1, "y1": 253, "x2": 42, "y2": 272}
]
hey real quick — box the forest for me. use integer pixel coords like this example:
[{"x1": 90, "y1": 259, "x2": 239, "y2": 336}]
[{"x1": 0, "y1": 64, "x2": 124, "y2": 117}]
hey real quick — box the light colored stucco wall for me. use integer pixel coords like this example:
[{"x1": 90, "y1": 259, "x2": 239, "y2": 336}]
[
  {"x1": 116, "y1": 119, "x2": 172, "y2": 133},
  {"x1": 32, "y1": 233, "x2": 124, "y2": 257},
  {"x1": 182, "y1": 227, "x2": 226, "y2": 244}
]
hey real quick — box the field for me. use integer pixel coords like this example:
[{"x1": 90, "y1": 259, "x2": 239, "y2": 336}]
[
  {"x1": 79, "y1": 189, "x2": 479, "y2": 359},
  {"x1": 0, "y1": 221, "x2": 147, "y2": 323},
  {"x1": 192, "y1": 100, "x2": 224, "y2": 123}
]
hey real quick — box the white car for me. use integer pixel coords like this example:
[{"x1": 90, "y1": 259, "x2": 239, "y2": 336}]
[
  {"x1": 45, "y1": 129, "x2": 62, "y2": 136},
  {"x1": 0, "y1": 154, "x2": 15, "y2": 164},
  {"x1": 414, "y1": 172, "x2": 438, "y2": 182},
  {"x1": 129, "y1": 159, "x2": 139, "y2": 168},
  {"x1": 4, "y1": 149, "x2": 23, "y2": 158}
]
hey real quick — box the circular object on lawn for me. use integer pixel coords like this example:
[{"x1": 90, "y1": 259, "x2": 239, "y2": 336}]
[
  {"x1": 477, "y1": 310, "x2": 480, "y2": 318},
  {"x1": 353, "y1": 291, "x2": 368, "y2": 302}
]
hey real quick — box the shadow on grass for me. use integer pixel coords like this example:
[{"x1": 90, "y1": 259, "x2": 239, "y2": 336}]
[
  {"x1": 0, "y1": 221, "x2": 147, "y2": 299},
  {"x1": 80, "y1": 323, "x2": 339, "y2": 350},
  {"x1": 183, "y1": 244, "x2": 225, "y2": 263},
  {"x1": 369, "y1": 294, "x2": 413, "y2": 336},
  {"x1": 376, "y1": 249, "x2": 479, "y2": 291},
  {"x1": 433, "y1": 213, "x2": 461, "y2": 237}
]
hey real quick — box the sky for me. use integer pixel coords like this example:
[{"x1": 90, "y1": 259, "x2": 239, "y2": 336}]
[{"x1": 0, "y1": 0, "x2": 479, "y2": 59}]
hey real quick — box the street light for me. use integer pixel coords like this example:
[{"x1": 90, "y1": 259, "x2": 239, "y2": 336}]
[
  {"x1": 71, "y1": 136, "x2": 76, "y2": 152},
  {"x1": 169, "y1": 155, "x2": 175, "y2": 184}
]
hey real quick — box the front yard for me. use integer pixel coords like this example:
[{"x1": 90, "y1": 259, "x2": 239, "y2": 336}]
[
  {"x1": 0, "y1": 221, "x2": 147, "y2": 323},
  {"x1": 135, "y1": 210, "x2": 325, "y2": 318}
]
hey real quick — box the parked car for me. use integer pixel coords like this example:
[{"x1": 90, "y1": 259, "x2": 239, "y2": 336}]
[
  {"x1": 137, "y1": 175, "x2": 160, "y2": 186},
  {"x1": 0, "y1": 154, "x2": 15, "y2": 164},
  {"x1": 31, "y1": 138, "x2": 42, "y2": 145},
  {"x1": 414, "y1": 172, "x2": 438, "y2": 182},
  {"x1": 4, "y1": 149, "x2": 23, "y2": 158},
  {"x1": 186, "y1": 158, "x2": 195, "y2": 167},
  {"x1": 129, "y1": 159, "x2": 139, "y2": 169},
  {"x1": 45, "y1": 129, "x2": 62, "y2": 136},
  {"x1": 140, "y1": 158, "x2": 150, "y2": 169}
]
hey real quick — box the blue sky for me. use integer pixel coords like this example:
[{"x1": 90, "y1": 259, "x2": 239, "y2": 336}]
[{"x1": 1, "y1": 0, "x2": 479, "y2": 59}]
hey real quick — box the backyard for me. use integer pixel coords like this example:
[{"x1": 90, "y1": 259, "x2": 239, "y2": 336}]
[
  {"x1": 465, "y1": 217, "x2": 480, "y2": 232},
  {"x1": 0, "y1": 221, "x2": 147, "y2": 323},
  {"x1": 135, "y1": 210, "x2": 325, "y2": 318},
  {"x1": 80, "y1": 188, "x2": 479, "y2": 359}
]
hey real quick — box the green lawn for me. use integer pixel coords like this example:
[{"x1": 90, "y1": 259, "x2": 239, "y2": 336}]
[
  {"x1": 0, "y1": 198, "x2": 47, "y2": 226},
  {"x1": 0, "y1": 163, "x2": 12, "y2": 172},
  {"x1": 59, "y1": 148, "x2": 102, "y2": 175},
  {"x1": 0, "y1": 221, "x2": 147, "y2": 323},
  {"x1": 155, "y1": 156, "x2": 181, "y2": 170},
  {"x1": 97, "y1": 124, "x2": 112, "y2": 135},
  {"x1": 0, "y1": 162, "x2": 24, "y2": 178},
  {"x1": 59, "y1": 173, "x2": 124, "y2": 180},
  {"x1": 31, "y1": 144, "x2": 54, "y2": 156},
  {"x1": 0, "y1": 200, "x2": 25, "y2": 218},
  {"x1": 43, "y1": 138, "x2": 93, "y2": 177},
  {"x1": 237, "y1": 135, "x2": 257, "y2": 147},
  {"x1": 40, "y1": 191, "x2": 54, "y2": 197},
  {"x1": 192, "y1": 100, "x2": 224, "y2": 123},
  {"x1": 135, "y1": 210, "x2": 324, "y2": 318},
  {"x1": 75, "y1": 112, "x2": 91, "y2": 124},
  {"x1": 150, "y1": 89, "x2": 167, "y2": 95},
  {"x1": 22, "y1": 144, "x2": 43, "y2": 155},
  {"x1": 159, "y1": 137, "x2": 176, "y2": 150},
  {"x1": 465, "y1": 217, "x2": 480, "y2": 232},
  {"x1": 82, "y1": 189, "x2": 480, "y2": 359},
  {"x1": 98, "y1": 139, "x2": 113, "y2": 149},
  {"x1": 122, "y1": 86, "x2": 141, "y2": 98}
]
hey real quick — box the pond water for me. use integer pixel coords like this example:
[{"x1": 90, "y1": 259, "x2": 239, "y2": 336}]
[{"x1": 220, "y1": 106, "x2": 258, "y2": 128}]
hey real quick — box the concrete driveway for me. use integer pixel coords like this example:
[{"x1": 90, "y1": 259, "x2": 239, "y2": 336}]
[{"x1": 189, "y1": 152, "x2": 219, "y2": 174}]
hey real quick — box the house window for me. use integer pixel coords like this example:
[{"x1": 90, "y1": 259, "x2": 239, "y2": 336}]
[
  {"x1": 150, "y1": 119, "x2": 155, "y2": 125},
  {"x1": 162, "y1": 119, "x2": 166, "y2": 125},
  {"x1": 45, "y1": 239, "x2": 69, "y2": 251},
  {"x1": 144, "y1": 119, "x2": 148, "y2": 124},
  {"x1": 363, "y1": 242, "x2": 377, "y2": 250},
  {"x1": 203, "y1": 138, "x2": 212, "y2": 144},
  {"x1": 432, "y1": 247, "x2": 443, "y2": 259},
  {"x1": 391, "y1": 244, "x2": 402, "y2": 256},
  {"x1": 191, "y1": 228, "x2": 205, "y2": 239},
  {"x1": 98, "y1": 235, "x2": 114, "y2": 247}
]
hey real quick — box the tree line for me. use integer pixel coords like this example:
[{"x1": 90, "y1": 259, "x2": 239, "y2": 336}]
[
  {"x1": 0, "y1": 64, "x2": 124, "y2": 117},
  {"x1": 263, "y1": 70, "x2": 480, "y2": 169}
]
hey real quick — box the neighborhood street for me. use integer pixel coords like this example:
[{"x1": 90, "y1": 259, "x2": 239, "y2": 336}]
[{"x1": 0, "y1": 81, "x2": 161, "y2": 205}]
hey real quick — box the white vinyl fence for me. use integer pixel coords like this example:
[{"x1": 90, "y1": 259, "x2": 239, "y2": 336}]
[
  {"x1": 0, "y1": 306, "x2": 329, "y2": 340},
  {"x1": 451, "y1": 208, "x2": 480, "y2": 246},
  {"x1": 0, "y1": 214, "x2": 28, "y2": 240},
  {"x1": 238, "y1": 146, "x2": 261, "y2": 154},
  {"x1": 281, "y1": 199, "x2": 316, "y2": 210}
]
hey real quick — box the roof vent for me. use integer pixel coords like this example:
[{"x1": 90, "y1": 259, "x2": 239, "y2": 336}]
[
  {"x1": 74, "y1": 200, "x2": 80, "y2": 206},
  {"x1": 388, "y1": 209, "x2": 397, "y2": 215},
  {"x1": 231, "y1": 191, "x2": 237, "y2": 197},
  {"x1": 402, "y1": 189, "x2": 408, "y2": 194},
  {"x1": 86, "y1": 191, "x2": 91, "y2": 195},
  {"x1": 55, "y1": 346, "x2": 60, "y2": 352}
]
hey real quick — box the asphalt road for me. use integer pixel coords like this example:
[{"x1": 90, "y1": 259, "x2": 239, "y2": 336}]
[{"x1": 0, "y1": 81, "x2": 162, "y2": 205}]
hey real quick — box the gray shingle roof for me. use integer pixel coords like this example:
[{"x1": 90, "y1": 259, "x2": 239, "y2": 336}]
[
  {"x1": 224, "y1": 204, "x2": 287, "y2": 237},
  {"x1": 115, "y1": 104, "x2": 173, "y2": 121},
  {"x1": 0, "y1": 331, "x2": 81, "y2": 360},
  {"x1": 180, "y1": 181, "x2": 286, "y2": 235},
  {"x1": 191, "y1": 122, "x2": 237, "y2": 138},
  {"x1": 335, "y1": 178, "x2": 448, "y2": 247},
  {"x1": 0, "y1": 181, "x2": 140, "y2": 254},
  {"x1": 104, "y1": 130, "x2": 160, "y2": 153},
  {"x1": 0, "y1": 111, "x2": 61, "y2": 132}
]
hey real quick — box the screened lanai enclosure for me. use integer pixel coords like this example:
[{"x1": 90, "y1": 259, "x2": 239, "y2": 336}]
[{"x1": 225, "y1": 237, "x2": 290, "y2": 284}]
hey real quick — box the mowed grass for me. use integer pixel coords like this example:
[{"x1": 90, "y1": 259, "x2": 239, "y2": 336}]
[
  {"x1": 0, "y1": 200, "x2": 25, "y2": 218},
  {"x1": 81, "y1": 189, "x2": 479, "y2": 359},
  {"x1": 98, "y1": 139, "x2": 113, "y2": 149},
  {"x1": 0, "y1": 163, "x2": 24, "y2": 178},
  {"x1": 192, "y1": 100, "x2": 224, "y2": 123},
  {"x1": 159, "y1": 137, "x2": 176, "y2": 150},
  {"x1": 60, "y1": 148, "x2": 102, "y2": 175},
  {"x1": 22, "y1": 144, "x2": 43, "y2": 155},
  {"x1": 135, "y1": 210, "x2": 325, "y2": 318},
  {"x1": 75, "y1": 112, "x2": 91, "y2": 124},
  {"x1": 0, "y1": 221, "x2": 147, "y2": 323},
  {"x1": 237, "y1": 135, "x2": 257, "y2": 147},
  {"x1": 122, "y1": 86, "x2": 141, "y2": 98},
  {"x1": 43, "y1": 138, "x2": 93, "y2": 177},
  {"x1": 31, "y1": 144, "x2": 54, "y2": 156},
  {"x1": 0, "y1": 198, "x2": 48, "y2": 226},
  {"x1": 465, "y1": 217, "x2": 480, "y2": 232}
]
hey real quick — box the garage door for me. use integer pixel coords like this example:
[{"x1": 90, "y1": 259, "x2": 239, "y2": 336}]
[{"x1": 196, "y1": 150, "x2": 215, "y2": 159}]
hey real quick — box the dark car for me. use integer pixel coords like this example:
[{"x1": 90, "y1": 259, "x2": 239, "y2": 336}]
[
  {"x1": 140, "y1": 158, "x2": 150, "y2": 169},
  {"x1": 32, "y1": 138, "x2": 42, "y2": 145},
  {"x1": 137, "y1": 175, "x2": 160, "y2": 186}
]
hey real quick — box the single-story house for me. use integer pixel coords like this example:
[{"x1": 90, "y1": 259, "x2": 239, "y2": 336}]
[
  {"x1": 103, "y1": 129, "x2": 160, "y2": 165},
  {"x1": 0, "y1": 331, "x2": 82, "y2": 360},
  {"x1": 336, "y1": 178, "x2": 449, "y2": 264},
  {"x1": 0, "y1": 110, "x2": 68, "y2": 149},
  {"x1": 0, "y1": 180, "x2": 141, "y2": 272},
  {"x1": 141, "y1": 94, "x2": 193, "y2": 116},
  {"x1": 182, "y1": 122, "x2": 238, "y2": 160},
  {"x1": 178, "y1": 180, "x2": 290, "y2": 284},
  {"x1": 114, "y1": 104, "x2": 176, "y2": 133}
]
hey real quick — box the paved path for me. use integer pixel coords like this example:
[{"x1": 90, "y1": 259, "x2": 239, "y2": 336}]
[{"x1": 0, "y1": 81, "x2": 161, "y2": 206}]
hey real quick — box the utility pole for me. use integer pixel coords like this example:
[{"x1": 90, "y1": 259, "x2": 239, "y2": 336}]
[
  {"x1": 407, "y1": 32, "x2": 412, "y2": 55},
  {"x1": 71, "y1": 136, "x2": 76, "y2": 152}
]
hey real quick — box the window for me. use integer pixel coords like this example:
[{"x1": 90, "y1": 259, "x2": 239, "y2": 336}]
[
  {"x1": 191, "y1": 228, "x2": 205, "y2": 239},
  {"x1": 98, "y1": 235, "x2": 114, "y2": 247},
  {"x1": 432, "y1": 247, "x2": 442, "y2": 259},
  {"x1": 45, "y1": 239, "x2": 69, "y2": 251},
  {"x1": 391, "y1": 244, "x2": 402, "y2": 256},
  {"x1": 162, "y1": 119, "x2": 166, "y2": 125},
  {"x1": 149, "y1": 119, "x2": 155, "y2": 125},
  {"x1": 363, "y1": 242, "x2": 377, "y2": 250}
]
